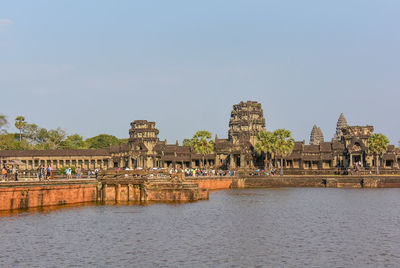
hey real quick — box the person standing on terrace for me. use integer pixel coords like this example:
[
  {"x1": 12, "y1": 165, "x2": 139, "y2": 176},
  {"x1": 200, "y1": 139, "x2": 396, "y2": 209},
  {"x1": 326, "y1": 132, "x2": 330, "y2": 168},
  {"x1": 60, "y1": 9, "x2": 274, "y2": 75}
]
[
  {"x1": 1, "y1": 166, "x2": 7, "y2": 181},
  {"x1": 76, "y1": 167, "x2": 81, "y2": 179}
]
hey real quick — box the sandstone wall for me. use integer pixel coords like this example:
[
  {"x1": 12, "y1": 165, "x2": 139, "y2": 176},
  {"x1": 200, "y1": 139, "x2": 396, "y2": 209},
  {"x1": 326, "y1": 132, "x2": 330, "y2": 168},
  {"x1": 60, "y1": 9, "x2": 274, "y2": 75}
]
[
  {"x1": 186, "y1": 177, "x2": 233, "y2": 190},
  {"x1": 0, "y1": 181, "x2": 98, "y2": 211},
  {"x1": 237, "y1": 176, "x2": 400, "y2": 188}
]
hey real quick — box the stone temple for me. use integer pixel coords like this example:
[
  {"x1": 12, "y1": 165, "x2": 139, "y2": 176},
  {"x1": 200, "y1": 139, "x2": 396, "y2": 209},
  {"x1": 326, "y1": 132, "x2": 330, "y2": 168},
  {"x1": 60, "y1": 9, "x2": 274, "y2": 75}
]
[
  {"x1": 0, "y1": 101, "x2": 399, "y2": 175},
  {"x1": 309, "y1": 125, "x2": 324, "y2": 145}
]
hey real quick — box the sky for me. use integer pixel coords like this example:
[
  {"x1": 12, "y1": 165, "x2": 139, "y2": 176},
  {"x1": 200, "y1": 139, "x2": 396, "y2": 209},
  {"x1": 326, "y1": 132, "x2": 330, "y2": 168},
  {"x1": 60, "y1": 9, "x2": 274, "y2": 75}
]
[{"x1": 1, "y1": 1, "x2": 399, "y2": 145}]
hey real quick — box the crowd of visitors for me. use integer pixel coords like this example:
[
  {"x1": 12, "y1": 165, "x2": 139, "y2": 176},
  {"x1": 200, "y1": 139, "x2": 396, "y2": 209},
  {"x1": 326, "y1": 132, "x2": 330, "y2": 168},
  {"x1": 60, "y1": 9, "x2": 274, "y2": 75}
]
[
  {"x1": 36, "y1": 165, "x2": 54, "y2": 181},
  {"x1": 0, "y1": 164, "x2": 101, "y2": 182},
  {"x1": 161, "y1": 167, "x2": 236, "y2": 177},
  {"x1": 1, "y1": 165, "x2": 20, "y2": 181}
]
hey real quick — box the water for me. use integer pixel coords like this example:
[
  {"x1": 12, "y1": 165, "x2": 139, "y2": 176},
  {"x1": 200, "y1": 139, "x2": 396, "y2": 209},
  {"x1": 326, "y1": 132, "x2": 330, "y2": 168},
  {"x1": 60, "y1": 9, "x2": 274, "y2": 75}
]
[{"x1": 1, "y1": 188, "x2": 400, "y2": 267}]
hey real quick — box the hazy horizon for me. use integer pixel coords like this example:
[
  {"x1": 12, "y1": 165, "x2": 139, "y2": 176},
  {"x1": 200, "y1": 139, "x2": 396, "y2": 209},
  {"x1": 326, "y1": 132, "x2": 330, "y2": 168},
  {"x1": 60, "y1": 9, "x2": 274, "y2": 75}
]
[{"x1": 1, "y1": 1, "x2": 399, "y2": 145}]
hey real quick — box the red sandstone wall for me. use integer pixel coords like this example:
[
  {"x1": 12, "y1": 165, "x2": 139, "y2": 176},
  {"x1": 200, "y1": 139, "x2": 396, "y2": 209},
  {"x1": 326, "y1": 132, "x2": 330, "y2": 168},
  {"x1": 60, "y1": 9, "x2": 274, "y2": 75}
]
[
  {"x1": 103, "y1": 184, "x2": 141, "y2": 202},
  {"x1": 0, "y1": 184, "x2": 97, "y2": 211},
  {"x1": 186, "y1": 178, "x2": 233, "y2": 190}
]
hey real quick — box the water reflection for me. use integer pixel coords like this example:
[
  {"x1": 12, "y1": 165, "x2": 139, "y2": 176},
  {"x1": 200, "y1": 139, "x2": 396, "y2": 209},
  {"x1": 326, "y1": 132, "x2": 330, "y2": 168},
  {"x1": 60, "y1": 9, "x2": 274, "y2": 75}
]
[{"x1": 1, "y1": 188, "x2": 400, "y2": 267}]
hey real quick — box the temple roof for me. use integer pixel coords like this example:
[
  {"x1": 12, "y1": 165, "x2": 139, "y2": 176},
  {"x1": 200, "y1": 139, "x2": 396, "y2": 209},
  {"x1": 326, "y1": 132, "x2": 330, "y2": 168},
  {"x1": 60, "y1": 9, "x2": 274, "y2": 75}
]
[
  {"x1": 337, "y1": 113, "x2": 348, "y2": 129},
  {"x1": 0, "y1": 149, "x2": 110, "y2": 157},
  {"x1": 303, "y1": 145, "x2": 320, "y2": 153}
]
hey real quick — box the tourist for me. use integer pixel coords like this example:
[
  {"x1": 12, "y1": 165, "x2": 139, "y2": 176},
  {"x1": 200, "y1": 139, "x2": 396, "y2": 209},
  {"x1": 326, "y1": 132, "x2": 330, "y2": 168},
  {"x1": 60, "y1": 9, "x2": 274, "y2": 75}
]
[
  {"x1": 88, "y1": 169, "x2": 91, "y2": 179},
  {"x1": 13, "y1": 166, "x2": 18, "y2": 181},
  {"x1": 46, "y1": 165, "x2": 51, "y2": 179},
  {"x1": 36, "y1": 165, "x2": 41, "y2": 181},
  {"x1": 66, "y1": 167, "x2": 72, "y2": 179},
  {"x1": 41, "y1": 166, "x2": 45, "y2": 180},
  {"x1": 49, "y1": 167, "x2": 54, "y2": 180},
  {"x1": 1, "y1": 166, "x2": 7, "y2": 181},
  {"x1": 95, "y1": 168, "x2": 98, "y2": 179},
  {"x1": 12, "y1": 165, "x2": 16, "y2": 180},
  {"x1": 76, "y1": 167, "x2": 81, "y2": 179}
]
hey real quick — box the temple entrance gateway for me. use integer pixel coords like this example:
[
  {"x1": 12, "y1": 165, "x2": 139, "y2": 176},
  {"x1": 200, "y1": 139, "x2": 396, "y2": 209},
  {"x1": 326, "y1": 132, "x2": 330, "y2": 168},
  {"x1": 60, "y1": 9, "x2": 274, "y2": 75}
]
[
  {"x1": 353, "y1": 155, "x2": 361, "y2": 164},
  {"x1": 235, "y1": 155, "x2": 241, "y2": 168}
]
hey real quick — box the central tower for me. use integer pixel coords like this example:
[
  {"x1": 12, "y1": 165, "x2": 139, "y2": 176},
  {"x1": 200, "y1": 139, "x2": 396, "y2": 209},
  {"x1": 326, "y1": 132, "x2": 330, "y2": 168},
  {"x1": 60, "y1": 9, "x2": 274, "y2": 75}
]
[
  {"x1": 128, "y1": 120, "x2": 159, "y2": 152},
  {"x1": 228, "y1": 101, "x2": 266, "y2": 146}
]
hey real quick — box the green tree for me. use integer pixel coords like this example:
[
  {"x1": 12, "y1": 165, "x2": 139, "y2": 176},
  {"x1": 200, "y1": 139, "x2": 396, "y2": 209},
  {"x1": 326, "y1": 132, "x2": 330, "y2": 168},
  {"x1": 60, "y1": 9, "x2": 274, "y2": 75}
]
[
  {"x1": 0, "y1": 133, "x2": 18, "y2": 150},
  {"x1": 0, "y1": 115, "x2": 8, "y2": 133},
  {"x1": 60, "y1": 134, "x2": 87, "y2": 149},
  {"x1": 274, "y1": 129, "x2": 295, "y2": 176},
  {"x1": 119, "y1": 138, "x2": 129, "y2": 144},
  {"x1": 47, "y1": 128, "x2": 67, "y2": 149},
  {"x1": 368, "y1": 133, "x2": 390, "y2": 175},
  {"x1": 255, "y1": 130, "x2": 277, "y2": 170},
  {"x1": 15, "y1": 116, "x2": 26, "y2": 141},
  {"x1": 191, "y1": 131, "x2": 214, "y2": 168},
  {"x1": 182, "y1": 138, "x2": 193, "y2": 147},
  {"x1": 23, "y1": 123, "x2": 40, "y2": 145},
  {"x1": 86, "y1": 134, "x2": 121, "y2": 149},
  {"x1": 35, "y1": 128, "x2": 49, "y2": 149}
]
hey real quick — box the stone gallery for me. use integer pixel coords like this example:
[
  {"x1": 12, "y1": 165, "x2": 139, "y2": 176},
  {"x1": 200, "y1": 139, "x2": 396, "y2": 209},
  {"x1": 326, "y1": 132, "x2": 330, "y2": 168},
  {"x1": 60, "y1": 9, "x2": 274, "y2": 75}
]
[{"x1": 0, "y1": 101, "x2": 399, "y2": 175}]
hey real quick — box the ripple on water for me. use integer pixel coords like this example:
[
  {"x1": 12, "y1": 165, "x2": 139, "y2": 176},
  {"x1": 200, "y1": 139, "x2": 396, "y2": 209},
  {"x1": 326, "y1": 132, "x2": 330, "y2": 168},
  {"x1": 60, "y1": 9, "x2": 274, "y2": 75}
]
[{"x1": 1, "y1": 188, "x2": 400, "y2": 267}]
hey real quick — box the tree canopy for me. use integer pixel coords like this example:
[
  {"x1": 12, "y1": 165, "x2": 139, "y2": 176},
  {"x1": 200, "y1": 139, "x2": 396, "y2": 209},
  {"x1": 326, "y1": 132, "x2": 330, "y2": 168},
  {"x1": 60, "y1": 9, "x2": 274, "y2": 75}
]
[
  {"x1": 368, "y1": 133, "x2": 390, "y2": 175},
  {"x1": 0, "y1": 115, "x2": 7, "y2": 133},
  {"x1": 191, "y1": 130, "x2": 214, "y2": 167},
  {"x1": 0, "y1": 116, "x2": 128, "y2": 151},
  {"x1": 15, "y1": 116, "x2": 27, "y2": 142},
  {"x1": 60, "y1": 134, "x2": 87, "y2": 149},
  {"x1": 255, "y1": 129, "x2": 294, "y2": 175},
  {"x1": 182, "y1": 138, "x2": 193, "y2": 147},
  {"x1": 85, "y1": 134, "x2": 124, "y2": 149},
  {"x1": 255, "y1": 130, "x2": 277, "y2": 159}
]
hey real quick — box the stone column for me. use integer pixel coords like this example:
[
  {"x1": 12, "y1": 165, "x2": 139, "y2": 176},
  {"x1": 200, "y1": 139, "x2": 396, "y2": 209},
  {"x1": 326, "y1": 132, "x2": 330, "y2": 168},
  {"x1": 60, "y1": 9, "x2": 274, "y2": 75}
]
[
  {"x1": 240, "y1": 154, "x2": 245, "y2": 168},
  {"x1": 129, "y1": 158, "x2": 133, "y2": 169},
  {"x1": 102, "y1": 184, "x2": 107, "y2": 202},
  {"x1": 115, "y1": 184, "x2": 121, "y2": 201},
  {"x1": 128, "y1": 184, "x2": 133, "y2": 201}
]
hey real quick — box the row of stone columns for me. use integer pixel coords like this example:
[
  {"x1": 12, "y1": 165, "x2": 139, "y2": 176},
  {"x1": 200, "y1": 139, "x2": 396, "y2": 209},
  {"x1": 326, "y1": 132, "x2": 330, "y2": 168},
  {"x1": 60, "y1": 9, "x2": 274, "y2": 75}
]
[{"x1": 1, "y1": 157, "x2": 112, "y2": 171}]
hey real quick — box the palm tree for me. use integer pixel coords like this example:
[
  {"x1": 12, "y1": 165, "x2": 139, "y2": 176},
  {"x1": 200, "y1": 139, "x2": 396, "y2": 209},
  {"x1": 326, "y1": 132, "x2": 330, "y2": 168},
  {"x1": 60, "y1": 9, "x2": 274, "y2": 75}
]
[
  {"x1": 192, "y1": 131, "x2": 214, "y2": 168},
  {"x1": 255, "y1": 130, "x2": 277, "y2": 172},
  {"x1": 368, "y1": 133, "x2": 389, "y2": 175},
  {"x1": 15, "y1": 116, "x2": 26, "y2": 141},
  {"x1": 274, "y1": 129, "x2": 295, "y2": 176}
]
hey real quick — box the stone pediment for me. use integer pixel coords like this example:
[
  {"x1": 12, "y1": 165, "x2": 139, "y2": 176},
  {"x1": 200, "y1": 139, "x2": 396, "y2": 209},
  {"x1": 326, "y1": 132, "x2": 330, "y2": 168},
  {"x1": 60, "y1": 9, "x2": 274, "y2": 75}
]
[{"x1": 347, "y1": 139, "x2": 366, "y2": 153}]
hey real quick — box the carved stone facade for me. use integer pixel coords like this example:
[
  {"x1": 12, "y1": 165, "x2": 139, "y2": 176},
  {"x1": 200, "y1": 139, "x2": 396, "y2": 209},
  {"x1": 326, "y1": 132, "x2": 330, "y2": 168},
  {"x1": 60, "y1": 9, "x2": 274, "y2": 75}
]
[
  {"x1": 333, "y1": 113, "x2": 348, "y2": 141},
  {"x1": 228, "y1": 101, "x2": 266, "y2": 146},
  {"x1": 280, "y1": 117, "x2": 399, "y2": 175},
  {"x1": 0, "y1": 103, "x2": 399, "y2": 175},
  {"x1": 310, "y1": 125, "x2": 324, "y2": 145}
]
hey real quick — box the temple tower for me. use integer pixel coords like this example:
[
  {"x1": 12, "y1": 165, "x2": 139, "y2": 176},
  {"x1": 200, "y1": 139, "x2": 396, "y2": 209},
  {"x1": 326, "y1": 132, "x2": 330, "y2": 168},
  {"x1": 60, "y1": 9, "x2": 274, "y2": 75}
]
[
  {"x1": 334, "y1": 113, "x2": 348, "y2": 141},
  {"x1": 228, "y1": 101, "x2": 266, "y2": 146},
  {"x1": 310, "y1": 125, "x2": 324, "y2": 145},
  {"x1": 128, "y1": 120, "x2": 159, "y2": 152}
]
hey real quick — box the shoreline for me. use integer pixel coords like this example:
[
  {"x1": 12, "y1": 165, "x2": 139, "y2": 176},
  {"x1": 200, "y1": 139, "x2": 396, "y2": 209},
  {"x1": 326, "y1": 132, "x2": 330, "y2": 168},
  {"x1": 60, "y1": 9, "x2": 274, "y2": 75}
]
[{"x1": 1, "y1": 175, "x2": 400, "y2": 211}]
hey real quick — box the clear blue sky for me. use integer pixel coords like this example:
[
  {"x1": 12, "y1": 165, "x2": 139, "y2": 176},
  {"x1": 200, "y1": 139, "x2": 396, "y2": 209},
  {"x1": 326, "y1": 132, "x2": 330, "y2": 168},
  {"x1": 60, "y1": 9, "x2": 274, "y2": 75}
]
[{"x1": 1, "y1": 1, "x2": 399, "y2": 145}]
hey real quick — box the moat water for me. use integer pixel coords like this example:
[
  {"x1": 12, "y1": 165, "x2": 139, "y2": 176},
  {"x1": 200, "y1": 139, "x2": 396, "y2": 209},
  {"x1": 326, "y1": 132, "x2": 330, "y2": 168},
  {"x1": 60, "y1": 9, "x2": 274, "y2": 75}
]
[{"x1": 1, "y1": 188, "x2": 400, "y2": 267}]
